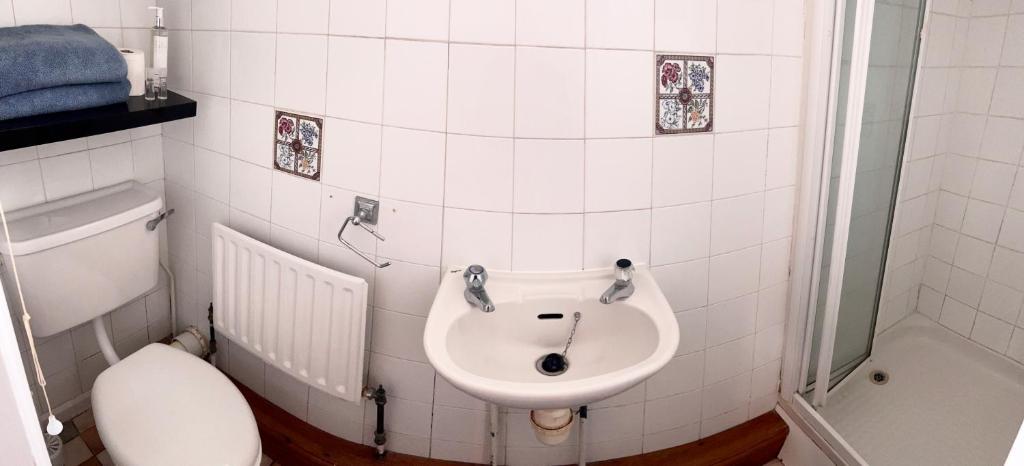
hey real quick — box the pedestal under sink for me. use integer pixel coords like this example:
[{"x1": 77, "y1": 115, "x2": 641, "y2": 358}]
[{"x1": 423, "y1": 266, "x2": 679, "y2": 409}]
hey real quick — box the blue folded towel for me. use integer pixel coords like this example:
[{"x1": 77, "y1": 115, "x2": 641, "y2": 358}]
[
  {"x1": 0, "y1": 24, "x2": 127, "y2": 98},
  {"x1": 0, "y1": 80, "x2": 131, "y2": 120}
]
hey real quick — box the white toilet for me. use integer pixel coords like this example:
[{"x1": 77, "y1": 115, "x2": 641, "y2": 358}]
[{"x1": 0, "y1": 182, "x2": 261, "y2": 466}]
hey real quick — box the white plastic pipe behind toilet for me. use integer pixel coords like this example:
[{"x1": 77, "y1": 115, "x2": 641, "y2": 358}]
[{"x1": 92, "y1": 316, "x2": 207, "y2": 366}]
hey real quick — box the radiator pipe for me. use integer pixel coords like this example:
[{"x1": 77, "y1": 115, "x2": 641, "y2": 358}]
[
  {"x1": 364, "y1": 385, "x2": 387, "y2": 457},
  {"x1": 206, "y1": 303, "x2": 217, "y2": 365}
]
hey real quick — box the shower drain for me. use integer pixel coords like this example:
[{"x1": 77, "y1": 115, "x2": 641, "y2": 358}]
[{"x1": 869, "y1": 369, "x2": 889, "y2": 385}]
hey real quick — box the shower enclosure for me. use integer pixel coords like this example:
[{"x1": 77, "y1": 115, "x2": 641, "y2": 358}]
[{"x1": 783, "y1": 0, "x2": 1024, "y2": 464}]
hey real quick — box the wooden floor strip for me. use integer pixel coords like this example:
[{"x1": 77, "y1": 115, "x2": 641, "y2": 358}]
[{"x1": 234, "y1": 379, "x2": 787, "y2": 466}]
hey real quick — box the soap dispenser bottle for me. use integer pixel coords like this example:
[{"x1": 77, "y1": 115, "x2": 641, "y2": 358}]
[{"x1": 147, "y1": 6, "x2": 168, "y2": 100}]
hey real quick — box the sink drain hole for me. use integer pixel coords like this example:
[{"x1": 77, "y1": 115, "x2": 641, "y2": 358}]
[
  {"x1": 869, "y1": 369, "x2": 889, "y2": 385},
  {"x1": 536, "y1": 353, "x2": 569, "y2": 376}
]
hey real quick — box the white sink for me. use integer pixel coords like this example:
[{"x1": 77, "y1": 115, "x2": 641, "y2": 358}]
[{"x1": 423, "y1": 266, "x2": 679, "y2": 409}]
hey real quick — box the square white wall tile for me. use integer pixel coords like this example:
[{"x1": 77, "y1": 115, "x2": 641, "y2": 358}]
[
  {"x1": 447, "y1": 44, "x2": 514, "y2": 137},
  {"x1": 514, "y1": 139, "x2": 585, "y2": 213},
  {"x1": 230, "y1": 32, "x2": 276, "y2": 105},
  {"x1": 583, "y1": 210, "x2": 651, "y2": 269},
  {"x1": 655, "y1": 0, "x2": 715, "y2": 53},
  {"x1": 193, "y1": 93, "x2": 231, "y2": 155},
  {"x1": 277, "y1": 0, "x2": 329, "y2": 34},
  {"x1": 329, "y1": 0, "x2": 385, "y2": 37},
  {"x1": 231, "y1": 0, "x2": 276, "y2": 31},
  {"x1": 383, "y1": 39, "x2": 449, "y2": 132},
  {"x1": 442, "y1": 208, "x2": 512, "y2": 269},
  {"x1": 371, "y1": 308, "x2": 428, "y2": 362},
  {"x1": 586, "y1": 0, "x2": 653, "y2": 50},
  {"x1": 708, "y1": 245, "x2": 761, "y2": 304},
  {"x1": 652, "y1": 135, "x2": 713, "y2": 207},
  {"x1": 229, "y1": 158, "x2": 273, "y2": 220},
  {"x1": 715, "y1": 56, "x2": 771, "y2": 132},
  {"x1": 713, "y1": 130, "x2": 768, "y2": 199},
  {"x1": 675, "y1": 308, "x2": 708, "y2": 354},
  {"x1": 516, "y1": 0, "x2": 584, "y2": 48},
  {"x1": 769, "y1": 57, "x2": 803, "y2": 128},
  {"x1": 378, "y1": 200, "x2": 443, "y2": 266},
  {"x1": 710, "y1": 193, "x2": 765, "y2": 255},
  {"x1": 270, "y1": 172, "x2": 322, "y2": 237},
  {"x1": 703, "y1": 337, "x2": 754, "y2": 387},
  {"x1": 321, "y1": 118, "x2": 382, "y2": 195},
  {"x1": 229, "y1": 100, "x2": 274, "y2": 168},
  {"x1": 773, "y1": 0, "x2": 804, "y2": 56},
  {"x1": 515, "y1": 47, "x2": 585, "y2": 138},
  {"x1": 585, "y1": 50, "x2": 653, "y2": 138},
  {"x1": 444, "y1": 135, "x2": 513, "y2": 211},
  {"x1": 89, "y1": 142, "x2": 134, "y2": 188},
  {"x1": 651, "y1": 203, "x2": 711, "y2": 265},
  {"x1": 979, "y1": 117, "x2": 1024, "y2": 165},
  {"x1": 379, "y1": 127, "x2": 446, "y2": 205},
  {"x1": 766, "y1": 128, "x2": 800, "y2": 189},
  {"x1": 374, "y1": 260, "x2": 439, "y2": 317},
  {"x1": 449, "y1": 0, "x2": 514, "y2": 45},
  {"x1": 368, "y1": 352, "x2": 436, "y2": 403},
  {"x1": 40, "y1": 151, "x2": 93, "y2": 200},
  {"x1": 194, "y1": 148, "x2": 230, "y2": 203},
  {"x1": 191, "y1": 0, "x2": 230, "y2": 30},
  {"x1": 963, "y1": 16, "x2": 1007, "y2": 67},
  {"x1": 584, "y1": 138, "x2": 652, "y2": 211},
  {"x1": 706, "y1": 293, "x2": 757, "y2": 347},
  {"x1": 191, "y1": 31, "x2": 230, "y2": 98},
  {"x1": 386, "y1": 0, "x2": 449, "y2": 41},
  {"x1": 991, "y1": 68, "x2": 1024, "y2": 118},
  {"x1": 71, "y1": 0, "x2": 120, "y2": 27},
  {"x1": 512, "y1": 214, "x2": 584, "y2": 271},
  {"x1": 717, "y1": 0, "x2": 772, "y2": 54},
  {"x1": 13, "y1": 0, "x2": 71, "y2": 25},
  {"x1": 652, "y1": 260, "x2": 709, "y2": 312},
  {"x1": 275, "y1": 34, "x2": 329, "y2": 115},
  {"x1": 326, "y1": 36, "x2": 385, "y2": 124}
]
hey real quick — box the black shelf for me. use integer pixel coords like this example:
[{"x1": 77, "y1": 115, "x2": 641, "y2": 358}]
[{"x1": 0, "y1": 91, "x2": 196, "y2": 151}]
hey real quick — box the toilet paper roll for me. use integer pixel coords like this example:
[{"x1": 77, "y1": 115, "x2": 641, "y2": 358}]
[{"x1": 119, "y1": 48, "x2": 146, "y2": 97}]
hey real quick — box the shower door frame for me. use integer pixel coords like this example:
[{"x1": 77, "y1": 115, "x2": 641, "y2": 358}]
[{"x1": 778, "y1": 0, "x2": 932, "y2": 463}]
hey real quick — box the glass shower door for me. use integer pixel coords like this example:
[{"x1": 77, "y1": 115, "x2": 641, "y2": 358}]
[{"x1": 804, "y1": 0, "x2": 926, "y2": 397}]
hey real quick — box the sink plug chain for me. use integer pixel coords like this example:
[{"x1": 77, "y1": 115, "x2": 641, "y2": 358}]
[{"x1": 562, "y1": 312, "x2": 582, "y2": 357}]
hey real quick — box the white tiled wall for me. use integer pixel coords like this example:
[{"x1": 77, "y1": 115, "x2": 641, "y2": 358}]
[
  {"x1": 881, "y1": 0, "x2": 1024, "y2": 367},
  {"x1": 3, "y1": 0, "x2": 806, "y2": 464},
  {"x1": 0, "y1": 0, "x2": 173, "y2": 420}
]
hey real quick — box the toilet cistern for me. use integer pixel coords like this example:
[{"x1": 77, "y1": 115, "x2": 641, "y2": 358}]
[
  {"x1": 463, "y1": 264, "x2": 495, "y2": 312},
  {"x1": 599, "y1": 259, "x2": 635, "y2": 304}
]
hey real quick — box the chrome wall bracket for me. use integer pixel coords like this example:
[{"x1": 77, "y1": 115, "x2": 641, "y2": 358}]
[{"x1": 337, "y1": 197, "x2": 390, "y2": 268}]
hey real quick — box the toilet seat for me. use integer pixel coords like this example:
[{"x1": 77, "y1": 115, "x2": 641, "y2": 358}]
[{"x1": 92, "y1": 343, "x2": 261, "y2": 466}]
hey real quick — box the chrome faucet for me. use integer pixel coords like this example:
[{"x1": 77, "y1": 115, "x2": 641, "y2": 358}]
[
  {"x1": 600, "y1": 259, "x2": 635, "y2": 304},
  {"x1": 463, "y1": 265, "x2": 495, "y2": 312}
]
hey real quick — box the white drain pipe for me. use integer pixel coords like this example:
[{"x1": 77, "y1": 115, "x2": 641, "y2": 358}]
[{"x1": 93, "y1": 317, "x2": 120, "y2": 366}]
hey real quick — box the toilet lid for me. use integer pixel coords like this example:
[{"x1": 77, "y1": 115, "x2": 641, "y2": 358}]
[{"x1": 92, "y1": 344, "x2": 261, "y2": 466}]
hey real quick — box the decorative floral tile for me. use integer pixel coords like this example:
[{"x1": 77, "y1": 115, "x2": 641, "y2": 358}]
[
  {"x1": 656, "y1": 55, "x2": 714, "y2": 134},
  {"x1": 274, "y1": 110, "x2": 323, "y2": 180}
]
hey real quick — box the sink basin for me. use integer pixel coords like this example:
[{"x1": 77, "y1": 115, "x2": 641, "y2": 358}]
[{"x1": 423, "y1": 266, "x2": 679, "y2": 409}]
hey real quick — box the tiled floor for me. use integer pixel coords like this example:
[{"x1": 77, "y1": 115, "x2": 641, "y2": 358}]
[{"x1": 55, "y1": 408, "x2": 278, "y2": 466}]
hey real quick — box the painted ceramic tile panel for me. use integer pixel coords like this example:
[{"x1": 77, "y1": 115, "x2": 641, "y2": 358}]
[
  {"x1": 274, "y1": 110, "x2": 323, "y2": 180},
  {"x1": 656, "y1": 55, "x2": 714, "y2": 134}
]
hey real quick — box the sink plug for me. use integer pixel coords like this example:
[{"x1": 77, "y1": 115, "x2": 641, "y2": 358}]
[{"x1": 536, "y1": 312, "x2": 581, "y2": 376}]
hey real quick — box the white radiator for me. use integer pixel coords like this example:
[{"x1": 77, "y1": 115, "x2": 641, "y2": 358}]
[{"x1": 211, "y1": 223, "x2": 368, "y2": 403}]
